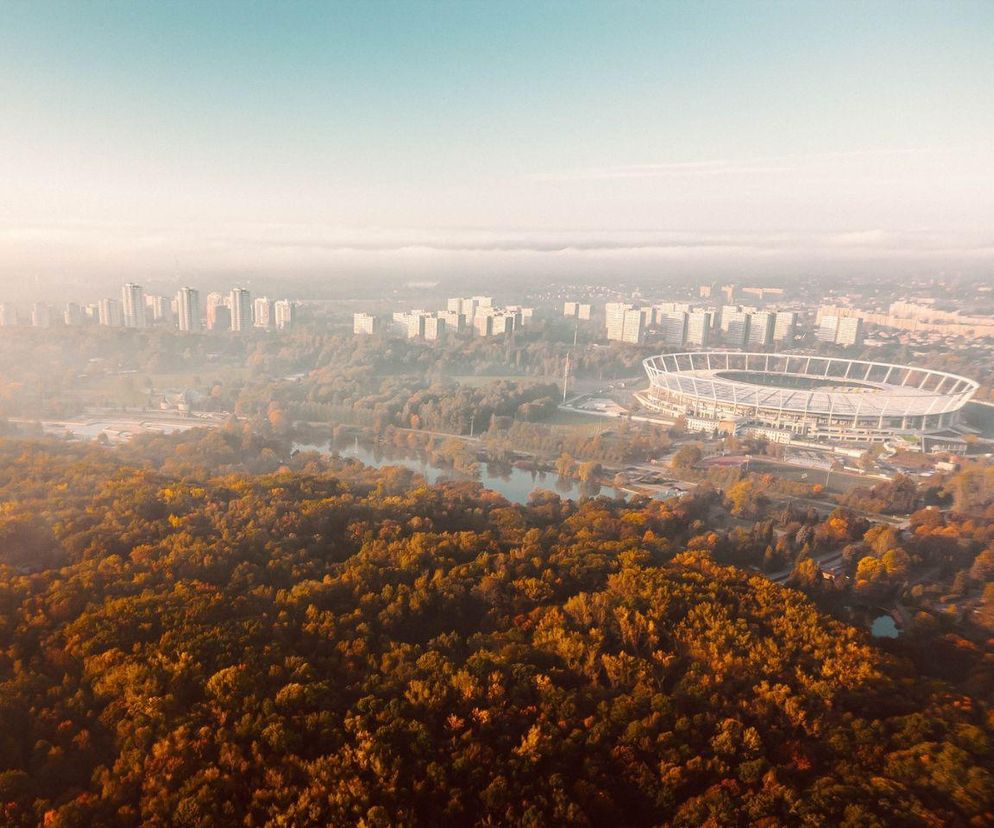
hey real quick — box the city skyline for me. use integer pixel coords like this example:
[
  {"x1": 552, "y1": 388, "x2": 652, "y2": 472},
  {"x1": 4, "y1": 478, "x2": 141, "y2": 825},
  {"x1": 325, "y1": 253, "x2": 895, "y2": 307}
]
[{"x1": 1, "y1": 1, "x2": 993, "y2": 286}]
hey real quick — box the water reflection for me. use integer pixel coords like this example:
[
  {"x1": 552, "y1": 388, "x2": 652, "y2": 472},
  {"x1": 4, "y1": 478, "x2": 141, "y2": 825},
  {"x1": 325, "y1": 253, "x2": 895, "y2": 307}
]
[
  {"x1": 870, "y1": 614, "x2": 900, "y2": 639},
  {"x1": 294, "y1": 440, "x2": 621, "y2": 506}
]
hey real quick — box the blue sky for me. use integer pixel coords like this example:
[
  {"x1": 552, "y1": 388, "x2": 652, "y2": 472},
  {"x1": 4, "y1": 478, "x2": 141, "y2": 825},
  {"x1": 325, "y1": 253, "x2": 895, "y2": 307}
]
[{"x1": 1, "y1": 0, "x2": 992, "y2": 281}]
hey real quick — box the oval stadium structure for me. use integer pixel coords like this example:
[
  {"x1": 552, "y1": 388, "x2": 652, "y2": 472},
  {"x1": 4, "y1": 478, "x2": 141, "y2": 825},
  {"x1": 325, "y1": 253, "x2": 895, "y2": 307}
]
[{"x1": 636, "y1": 352, "x2": 978, "y2": 443}]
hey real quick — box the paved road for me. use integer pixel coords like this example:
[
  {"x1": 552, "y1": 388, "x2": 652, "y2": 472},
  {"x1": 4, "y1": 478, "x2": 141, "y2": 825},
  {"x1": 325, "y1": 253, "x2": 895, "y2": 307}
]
[{"x1": 767, "y1": 549, "x2": 844, "y2": 584}]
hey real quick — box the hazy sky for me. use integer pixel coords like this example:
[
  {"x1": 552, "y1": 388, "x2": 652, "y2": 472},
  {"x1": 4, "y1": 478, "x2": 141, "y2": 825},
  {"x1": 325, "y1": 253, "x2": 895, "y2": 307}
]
[{"x1": 1, "y1": 0, "x2": 993, "y2": 285}]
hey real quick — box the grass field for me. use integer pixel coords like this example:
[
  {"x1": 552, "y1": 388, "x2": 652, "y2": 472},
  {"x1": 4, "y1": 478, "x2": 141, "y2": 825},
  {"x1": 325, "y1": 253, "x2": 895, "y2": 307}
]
[
  {"x1": 748, "y1": 459, "x2": 870, "y2": 494},
  {"x1": 540, "y1": 409, "x2": 616, "y2": 427}
]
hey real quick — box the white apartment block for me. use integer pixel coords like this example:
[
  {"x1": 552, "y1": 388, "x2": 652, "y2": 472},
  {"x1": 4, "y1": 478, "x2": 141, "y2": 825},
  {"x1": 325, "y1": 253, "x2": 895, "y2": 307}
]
[
  {"x1": 253, "y1": 297, "x2": 274, "y2": 329},
  {"x1": 605, "y1": 302, "x2": 646, "y2": 343},
  {"x1": 354, "y1": 312, "x2": 376, "y2": 335},
  {"x1": 817, "y1": 315, "x2": 840, "y2": 343},
  {"x1": 686, "y1": 311, "x2": 712, "y2": 347},
  {"x1": 122, "y1": 283, "x2": 147, "y2": 328},
  {"x1": 177, "y1": 288, "x2": 201, "y2": 332},
  {"x1": 230, "y1": 288, "x2": 252, "y2": 332},
  {"x1": 747, "y1": 312, "x2": 774, "y2": 346},
  {"x1": 98, "y1": 298, "x2": 123, "y2": 327},
  {"x1": 424, "y1": 316, "x2": 446, "y2": 341},
  {"x1": 438, "y1": 310, "x2": 464, "y2": 332},
  {"x1": 274, "y1": 300, "x2": 295, "y2": 330},
  {"x1": 773, "y1": 311, "x2": 797, "y2": 342},
  {"x1": 836, "y1": 316, "x2": 864, "y2": 347}
]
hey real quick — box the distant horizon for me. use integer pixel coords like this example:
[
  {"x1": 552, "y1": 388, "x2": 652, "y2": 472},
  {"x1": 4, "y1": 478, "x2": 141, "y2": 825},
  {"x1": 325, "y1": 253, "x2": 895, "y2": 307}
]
[{"x1": 2, "y1": 261, "x2": 991, "y2": 310}]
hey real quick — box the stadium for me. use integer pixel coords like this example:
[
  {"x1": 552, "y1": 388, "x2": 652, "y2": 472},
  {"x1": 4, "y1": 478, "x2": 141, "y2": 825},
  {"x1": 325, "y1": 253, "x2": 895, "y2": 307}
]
[{"x1": 636, "y1": 352, "x2": 978, "y2": 443}]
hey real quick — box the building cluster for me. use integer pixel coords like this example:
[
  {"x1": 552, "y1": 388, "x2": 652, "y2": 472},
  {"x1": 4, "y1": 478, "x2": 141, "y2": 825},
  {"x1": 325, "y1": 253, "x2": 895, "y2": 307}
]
[
  {"x1": 698, "y1": 283, "x2": 765, "y2": 303},
  {"x1": 0, "y1": 284, "x2": 296, "y2": 333},
  {"x1": 355, "y1": 296, "x2": 533, "y2": 340},
  {"x1": 604, "y1": 302, "x2": 652, "y2": 344},
  {"x1": 562, "y1": 301, "x2": 592, "y2": 320},
  {"x1": 815, "y1": 312, "x2": 864, "y2": 347},
  {"x1": 817, "y1": 301, "x2": 994, "y2": 339},
  {"x1": 717, "y1": 306, "x2": 799, "y2": 348},
  {"x1": 603, "y1": 301, "x2": 798, "y2": 349}
]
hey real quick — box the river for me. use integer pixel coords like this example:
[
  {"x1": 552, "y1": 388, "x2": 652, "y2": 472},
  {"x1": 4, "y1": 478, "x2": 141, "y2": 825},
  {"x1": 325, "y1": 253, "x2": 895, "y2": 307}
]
[{"x1": 292, "y1": 440, "x2": 622, "y2": 505}]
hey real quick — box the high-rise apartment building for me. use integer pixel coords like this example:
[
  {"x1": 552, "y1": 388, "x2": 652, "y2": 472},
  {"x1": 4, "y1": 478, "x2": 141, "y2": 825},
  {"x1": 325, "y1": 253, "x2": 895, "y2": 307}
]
[
  {"x1": 253, "y1": 297, "x2": 274, "y2": 328},
  {"x1": 438, "y1": 310, "x2": 464, "y2": 332},
  {"x1": 424, "y1": 316, "x2": 446, "y2": 341},
  {"x1": 448, "y1": 296, "x2": 493, "y2": 323},
  {"x1": 660, "y1": 312, "x2": 688, "y2": 348},
  {"x1": 652, "y1": 303, "x2": 691, "y2": 326},
  {"x1": 505, "y1": 306, "x2": 533, "y2": 326},
  {"x1": 724, "y1": 311, "x2": 750, "y2": 348},
  {"x1": 817, "y1": 314, "x2": 864, "y2": 347},
  {"x1": 98, "y1": 298, "x2": 123, "y2": 327},
  {"x1": 605, "y1": 303, "x2": 629, "y2": 342},
  {"x1": 605, "y1": 303, "x2": 647, "y2": 344},
  {"x1": 836, "y1": 316, "x2": 864, "y2": 347},
  {"x1": 204, "y1": 292, "x2": 226, "y2": 329},
  {"x1": 354, "y1": 312, "x2": 376, "y2": 335},
  {"x1": 447, "y1": 297, "x2": 474, "y2": 322},
  {"x1": 230, "y1": 288, "x2": 252, "y2": 332},
  {"x1": 747, "y1": 312, "x2": 775, "y2": 346},
  {"x1": 817, "y1": 316, "x2": 840, "y2": 343},
  {"x1": 564, "y1": 301, "x2": 591, "y2": 319},
  {"x1": 406, "y1": 311, "x2": 428, "y2": 339},
  {"x1": 623, "y1": 308, "x2": 646, "y2": 344},
  {"x1": 121, "y1": 283, "x2": 147, "y2": 328},
  {"x1": 491, "y1": 313, "x2": 515, "y2": 336},
  {"x1": 719, "y1": 305, "x2": 741, "y2": 333},
  {"x1": 605, "y1": 303, "x2": 626, "y2": 341},
  {"x1": 148, "y1": 295, "x2": 172, "y2": 325},
  {"x1": 473, "y1": 313, "x2": 493, "y2": 337},
  {"x1": 0, "y1": 304, "x2": 16, "y2": 327},
  {"x1": 686, "y1": 310, "x2": 713, "y2": 347},
  {"x1": 176, "y1": 288, "x2": 201, "y2": 332},
  {"x1": 773, "y1": 311, "x2": 797, "y2": 343},
  {"x1": 274, "y1": 300, "x2": 295, "y2": 330}
]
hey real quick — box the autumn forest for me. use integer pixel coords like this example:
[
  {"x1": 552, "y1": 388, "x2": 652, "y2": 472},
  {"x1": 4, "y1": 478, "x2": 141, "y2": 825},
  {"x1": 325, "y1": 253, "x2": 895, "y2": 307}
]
[{"x1": 0, "y1": 430, "x2": 992, "y2": 826}]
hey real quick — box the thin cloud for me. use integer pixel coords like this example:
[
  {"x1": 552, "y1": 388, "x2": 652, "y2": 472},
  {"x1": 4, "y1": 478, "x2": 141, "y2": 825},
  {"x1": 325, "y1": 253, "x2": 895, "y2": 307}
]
[
  {"x1": 1, "y1": 223, "x2": 992, "y2": 277},
  {"x1": 528, "y1": 145, "x2": 990, "y2": 182}
]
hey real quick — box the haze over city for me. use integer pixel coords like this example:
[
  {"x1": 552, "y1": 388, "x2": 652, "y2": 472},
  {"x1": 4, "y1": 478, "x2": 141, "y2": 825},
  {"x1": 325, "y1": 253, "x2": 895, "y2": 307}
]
[
  {"x1": 4, "y1": 3, "x2": 994, "y2": 826},
  {"x1": 2, "y1": 0, "x2": 993, "y2": 298}
]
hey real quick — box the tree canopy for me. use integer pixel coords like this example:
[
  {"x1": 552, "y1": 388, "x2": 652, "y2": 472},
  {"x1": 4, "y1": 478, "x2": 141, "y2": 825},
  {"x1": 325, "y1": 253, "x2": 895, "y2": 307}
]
[{"x1": 0, "y1": 436, "x2": 991, "y2": 826}]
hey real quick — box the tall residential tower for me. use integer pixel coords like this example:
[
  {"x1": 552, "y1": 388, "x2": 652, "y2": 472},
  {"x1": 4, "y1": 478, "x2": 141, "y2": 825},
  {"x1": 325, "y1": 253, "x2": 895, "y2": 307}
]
[
  {"x1": 122, "y1": 283, "x2": 147, "y2": 328},
  {"x1": 230, "y1": 288, "x2": 252, "y2": 332},
  {"x1": 176, "y1": 287, "x2": 201, "y2": 332}
]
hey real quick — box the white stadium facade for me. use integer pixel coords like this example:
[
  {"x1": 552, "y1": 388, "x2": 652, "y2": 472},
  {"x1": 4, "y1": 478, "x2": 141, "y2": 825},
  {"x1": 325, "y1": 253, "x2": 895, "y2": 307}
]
[{"x1": 636, "y1": 352, "x2": 978, "y2": 443}]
